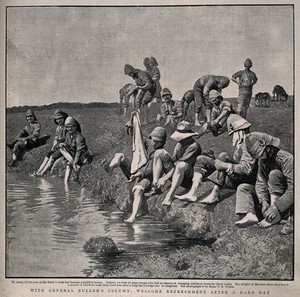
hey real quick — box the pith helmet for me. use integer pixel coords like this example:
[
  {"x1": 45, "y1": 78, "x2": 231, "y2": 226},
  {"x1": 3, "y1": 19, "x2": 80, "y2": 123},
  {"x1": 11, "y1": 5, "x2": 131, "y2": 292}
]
[
  {"x1": 208, "y1": 90, "x2": 222, "y2": 101},
  {"x1": 26, "y1": 109, "x2": 35, "y2": 117},
  {"x1": 150, "y1": 57, "x2": 158, "y2": 66},
  {"x1": 149, "y1": 126, "x2": 167, "y2": 142},
  {"x1": 171, "y1": 121, "x2": 198, "y2": 141},
  {"x1": 143, "y1": 57, "x2": 150, "y2": 66},
  {"x1": 161, "y1": 87, "x2": 172, "y2": 98},
  {"x1": 65, "y1": 116, "x2": 77, "y2": 127},
  {"x1": 245, "y1": 132, "x2": 280, "y2": 159},
  {"x1": 227, "y1": 114, "x2": 251, "y2": 135},
  {"x1": 53, "y1": 109, "x2": 68, "y2": 124},
  {"x1": 244, "y1": 58, "x2": 252, "y2": 67},
  {"x1": 124, "y1": 64, "x2": 139, "y2": 75},
  {"x1": 25, "y1": 109, "x2": 37, "y2": 121}
]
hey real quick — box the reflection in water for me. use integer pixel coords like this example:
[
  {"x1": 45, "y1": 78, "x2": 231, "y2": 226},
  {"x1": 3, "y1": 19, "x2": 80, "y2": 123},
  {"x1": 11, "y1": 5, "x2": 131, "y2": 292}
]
[{"x1": 7, "y1": 173, "x2": 194, "y2": 277}]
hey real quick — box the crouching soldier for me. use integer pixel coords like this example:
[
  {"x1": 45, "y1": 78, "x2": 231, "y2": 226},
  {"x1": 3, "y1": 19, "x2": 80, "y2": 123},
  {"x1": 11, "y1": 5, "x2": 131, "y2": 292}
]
[
  {"x1": 235, "y1": 132, "x2": 293, "y2": 235},
  {"x1": 197, "y1": 90, "x2": 233, "y2": 137},
  {"x1": 101, "y1": 126, "x2": 174, "y2": 223},
  {"x1": 176, "y1": 114, "x2": 256, "y2": 203},
  {"x1": 119, "y1": 83, "x2": 139, "y2": 116},
  {"x1": 193, "y1": 75, "x2": 230, "y2": 126},
  {"x1": 8, "y1": 109, "x2": 41, "y2": 167},
  {"x1": 124, "y1": 64, "x2": 156, "y2": 125},
  {"x1": 156, "y1": 88, "x2": 183, "y2": 128},
  {"x1": 59, "y1": 117, "x2": 92, "y2": 184}
]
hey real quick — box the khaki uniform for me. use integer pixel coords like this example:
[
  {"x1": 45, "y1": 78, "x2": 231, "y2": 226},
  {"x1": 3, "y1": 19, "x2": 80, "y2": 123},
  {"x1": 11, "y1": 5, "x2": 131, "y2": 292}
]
[{"x1": 236, "y1": 149, "x2": 293, "y2": 217}]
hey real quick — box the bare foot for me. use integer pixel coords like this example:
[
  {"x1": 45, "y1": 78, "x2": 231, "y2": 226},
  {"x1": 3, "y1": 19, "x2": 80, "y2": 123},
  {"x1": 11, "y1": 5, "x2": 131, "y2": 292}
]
[
  {"x1": 258, "y1": 219, "x2": 273, "y2": 228},
  {"x1": 199, "y1": 192, "x2": 220, "y2": 204},
  {"x1": 124, "y1": 216, "x2": 136, "y2": 223},
  {"x1": 235, "y1": 213, "x2": 259, "y2": 228},
  {"x1": 101, "y1": 158, "x2": 112, "y2": 175},
  {"x1": 162, "y1": 197, "x2": 172, "y2": 206},
  {"x1": 175, "y1": 193, "x2": 197, "y2": 202},
  {"x1": 258, "y1": 211, "x2": 281, "y2": 228}
]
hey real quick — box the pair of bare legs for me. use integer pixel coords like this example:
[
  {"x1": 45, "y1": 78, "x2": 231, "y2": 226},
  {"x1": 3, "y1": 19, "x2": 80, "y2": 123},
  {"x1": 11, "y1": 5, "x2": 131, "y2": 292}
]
[
  {"x1": 155, "y1": 161, "x2": 188, "y2": 206},
  {"x1": 175, "y1": 170, "x2": 226, "y2": 204},
  {"x1": 101, "y1": 153, "x2": 145, "y2": 223},
  {"x1": 60, "y1": 147, "x2": 80, "y2": 185},
  {"x1": 35, "y1": 156, "x2": 57, "y2": 177},
  {"x1": 235, "y1": 194, "x2": 281, "y2": 228},
  {"x1": 194, "y1": 106, "x2": 211, "y2": 127}
]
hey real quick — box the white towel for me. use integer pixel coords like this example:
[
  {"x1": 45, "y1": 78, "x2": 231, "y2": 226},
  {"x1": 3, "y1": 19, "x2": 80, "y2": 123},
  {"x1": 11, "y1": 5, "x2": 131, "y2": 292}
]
[{"x1": 130, "y1": 113, "x2": 148, "y2": 174}]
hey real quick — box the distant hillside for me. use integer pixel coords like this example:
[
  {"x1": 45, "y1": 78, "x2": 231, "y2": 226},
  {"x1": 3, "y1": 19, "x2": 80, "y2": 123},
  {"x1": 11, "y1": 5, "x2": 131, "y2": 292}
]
[{"x1": 6, "y1": 101, "x2": 119, "y2": 113}]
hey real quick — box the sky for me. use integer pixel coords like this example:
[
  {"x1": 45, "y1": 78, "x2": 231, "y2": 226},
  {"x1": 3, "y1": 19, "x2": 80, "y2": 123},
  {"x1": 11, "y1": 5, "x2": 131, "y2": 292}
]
[{"x1": 6, "y1": 5, "x2": 293, "y2": 107}]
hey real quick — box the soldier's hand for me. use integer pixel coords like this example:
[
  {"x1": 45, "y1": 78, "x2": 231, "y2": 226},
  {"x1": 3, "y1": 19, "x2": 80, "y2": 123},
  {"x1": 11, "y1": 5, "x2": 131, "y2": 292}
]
[
  {"x1": 156, "y1": 177, "x2": 167, "y2": 189},
  {"x1": 261, "y1": 201, "x2": 270, "y2": 217},
  {"x1": 264, "y1": 205, "x2": 279, "y2": 222},
  {"x1": 215, "y1": 160, "x2": 229, "y2": 171},
  {"x1": 126, "y1": 172, "x2": 142, "y2": 183}
]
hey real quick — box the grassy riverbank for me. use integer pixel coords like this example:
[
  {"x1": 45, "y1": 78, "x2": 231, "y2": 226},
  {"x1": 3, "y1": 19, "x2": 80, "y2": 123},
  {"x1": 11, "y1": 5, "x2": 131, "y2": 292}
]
[{"x1": 6, "y1": 98, "x2": 294, "y2": 279}]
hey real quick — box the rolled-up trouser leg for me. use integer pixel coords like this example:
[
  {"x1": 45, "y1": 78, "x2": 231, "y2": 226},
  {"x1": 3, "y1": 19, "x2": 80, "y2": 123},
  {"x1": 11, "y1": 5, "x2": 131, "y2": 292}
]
[
  {"x1": 235, "y1": 183, "x2": 258, "y2": 215},
  {"x1": 268, "y1": 169, "x2": 287, "y2": 197},
  {"x1": 119, "y1": 156, "x2": 132, "y2": 180},
  {"x1": 13, "y1": 140, "x2": 36, "y2": 160},
  {"x1": 152, "y1": 149, "x2": 174, "y2": 184},
  {"x1": 193, "y1": 155, "x2": 216, "y2": 180},
  {"x1": 193, "y1": 82, "x2": 207, "y2": 123},
  {"x1": 268, "y1": 169, "x2": 292, "y2": 219},
  {"x1": 13, "y1": 141, "x2": 26, "y2": 160},
  {"x1": 207, "y1": 152, "x2": 237, "y2": 187}
]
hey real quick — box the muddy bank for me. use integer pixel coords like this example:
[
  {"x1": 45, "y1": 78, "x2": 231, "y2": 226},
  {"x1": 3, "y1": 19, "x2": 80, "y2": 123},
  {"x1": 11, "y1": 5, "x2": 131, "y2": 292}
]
[
  {"x1": 6, "y1": 105, "x2": 294, "y2": 279},
  {"x1": 108, "y1": 187, "x2": 293, "y2": 279}
]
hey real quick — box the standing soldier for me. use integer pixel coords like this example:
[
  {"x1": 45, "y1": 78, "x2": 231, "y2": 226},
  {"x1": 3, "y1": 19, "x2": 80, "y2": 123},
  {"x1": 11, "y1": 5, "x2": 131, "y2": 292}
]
[
  {"x1": 124, "y1": 64, "x2": 156, "y2": 125},
  {"x1": 193, "y1": 75, "x2": 230, "y2": 126},
  {"x1": 232, "y1": 58, "x2": 258, "y2": 119}
]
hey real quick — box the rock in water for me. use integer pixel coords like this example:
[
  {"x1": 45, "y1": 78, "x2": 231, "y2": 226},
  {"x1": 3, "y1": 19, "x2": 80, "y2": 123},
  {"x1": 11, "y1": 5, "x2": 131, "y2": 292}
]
[{"x1": 83, "y1": 236, "x2": 123, "y2": 254}]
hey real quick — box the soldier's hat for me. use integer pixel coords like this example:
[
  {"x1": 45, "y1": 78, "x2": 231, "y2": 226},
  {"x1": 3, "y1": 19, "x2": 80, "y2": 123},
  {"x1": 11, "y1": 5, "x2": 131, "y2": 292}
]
[
  {"x1": 124, "y1": 64, "x2": 139, "y2": 76},
  {"x1": 245, "y1": 132, "x2": 280, "y2": 159},
  {"x1": 171, "y1": 121, "x2": 198, "y2": 141},
  {"x1": 227, "y1": 114, "x2": 251, "y2": 135}
]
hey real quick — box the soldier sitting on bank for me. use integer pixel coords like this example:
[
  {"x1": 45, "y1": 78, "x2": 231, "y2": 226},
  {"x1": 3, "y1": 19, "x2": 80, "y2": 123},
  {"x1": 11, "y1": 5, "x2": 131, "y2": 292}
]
[
  {"x1": 235, "y1": 132, "x2": 293, "y2": 235},
  {"x1": 156, "y1": 88, "x2": 183, "y2": 128}
]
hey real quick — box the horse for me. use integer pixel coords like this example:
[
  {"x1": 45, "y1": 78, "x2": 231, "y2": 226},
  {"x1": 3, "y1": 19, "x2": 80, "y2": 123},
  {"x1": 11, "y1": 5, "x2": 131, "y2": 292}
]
[
  {"x1": 254, "y1": 92, "x2": 271, "y2": 107},
  {"x1": 272, "y1": 85, "x2": 288, "y2": 102},
  {"x1": 119, "y1": 83, "x2": 139, "y2": 116}
]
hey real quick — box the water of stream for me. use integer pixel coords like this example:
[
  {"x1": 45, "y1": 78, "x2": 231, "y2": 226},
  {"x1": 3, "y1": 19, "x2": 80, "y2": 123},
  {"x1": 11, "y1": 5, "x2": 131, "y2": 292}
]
[{"x1": 6, "y1": 172, "x2": 194, "y2": 277}]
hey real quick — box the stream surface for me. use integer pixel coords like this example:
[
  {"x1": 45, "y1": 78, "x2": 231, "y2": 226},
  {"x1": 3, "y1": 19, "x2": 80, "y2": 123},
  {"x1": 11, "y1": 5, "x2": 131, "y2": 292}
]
[{"x1": 6, "y1": 172, "x2": 193, "y2": 277}]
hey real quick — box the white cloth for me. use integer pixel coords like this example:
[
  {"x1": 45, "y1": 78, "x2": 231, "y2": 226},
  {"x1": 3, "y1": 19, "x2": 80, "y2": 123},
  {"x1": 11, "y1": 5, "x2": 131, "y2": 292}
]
[{"x1": 131, "y1": 113, "x2": 148, "y2": 174}]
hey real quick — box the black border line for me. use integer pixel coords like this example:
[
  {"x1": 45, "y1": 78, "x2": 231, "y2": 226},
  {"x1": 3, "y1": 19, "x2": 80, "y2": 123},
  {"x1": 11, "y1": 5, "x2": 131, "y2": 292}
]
[{"x1": 4, "y1": 4, "x2": 295, "y2": 280}]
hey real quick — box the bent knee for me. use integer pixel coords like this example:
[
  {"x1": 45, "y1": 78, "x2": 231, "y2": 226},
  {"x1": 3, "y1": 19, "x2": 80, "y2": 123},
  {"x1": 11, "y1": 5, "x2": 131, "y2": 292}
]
[
  {"x1": 154, "y1": 149, "x2": 168, "y2": 159},
  {"x1": 237, "y1": 183, "x2": 255, "y2": 193},
  {"x1": 268, "y1": 169, "x2": 283, "y2": 182},
  {"x1": 175, "y1": 161, "x2": 189, "y2": 170}
]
